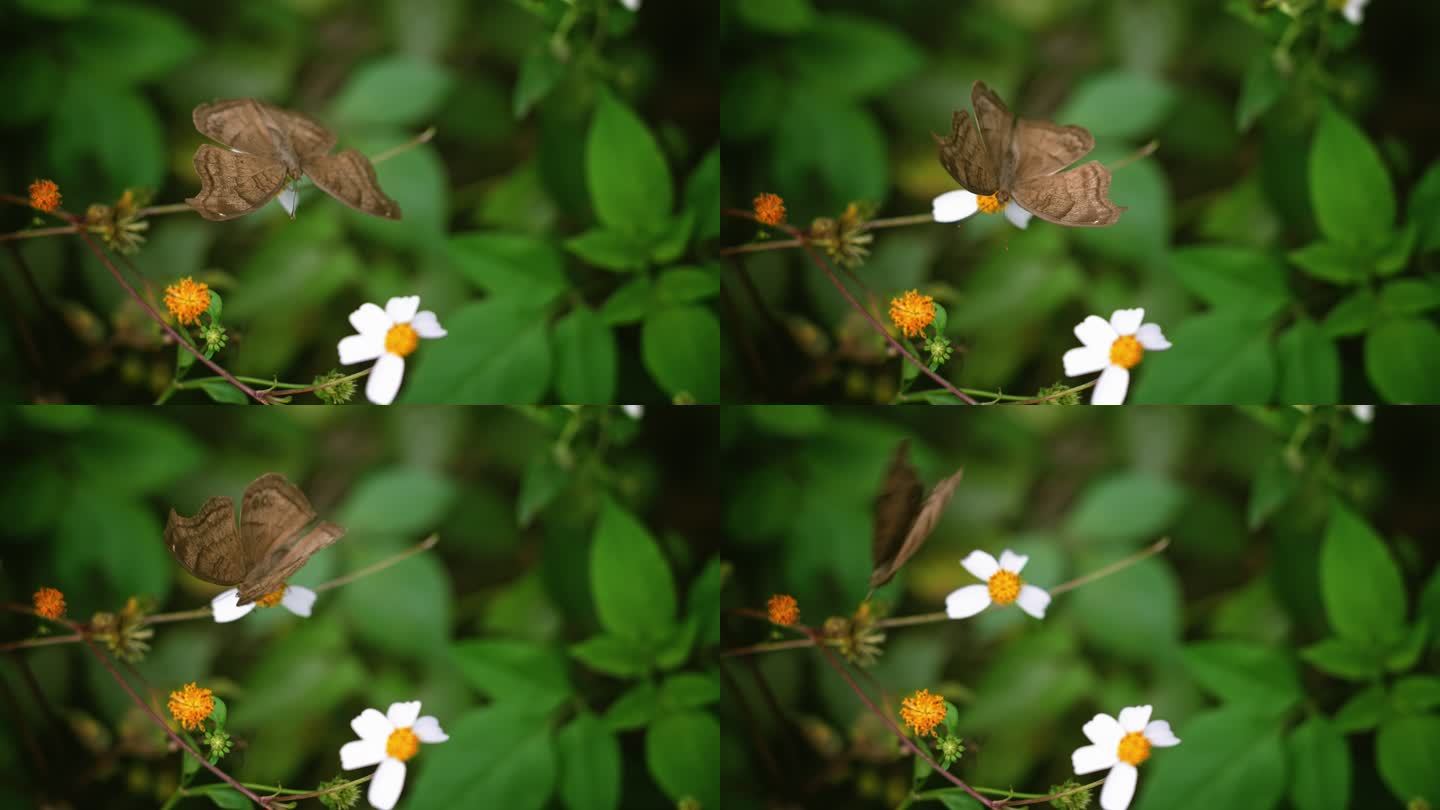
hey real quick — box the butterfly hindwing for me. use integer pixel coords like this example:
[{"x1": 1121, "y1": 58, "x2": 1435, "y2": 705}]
[
  {"x1": 934, "y1": 109, "x2": 999, "y2": 196},
  {"x1": 1013, "y1": 161, "x2": 1126, "y2": 227},
  {"x1": 302, "y1": 149, "x2": 403, "y2": 220},
  {"x1": 186, "y1": 144, "x2": 288, "y2": 221},
  {"x1": 164, "y1": 496, "x2": 247, "y2": 586}
]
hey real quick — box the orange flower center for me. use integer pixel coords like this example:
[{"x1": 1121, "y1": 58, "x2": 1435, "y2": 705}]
[
  {"x1": 167, "y1": 683, "x2": 215, "y2": 731},
  {"x1": 899, "y1": 689, "x2": 947, "y2": 737},
  {"x1": 1117, "y1": 731, "x2": 1151, "y2": 765},
  {"x1": 976, "y1": 194, "x2": 1004, "y2": 214},
  {"x1": 33, "y1": 587, "x2": 66, "y2": 620},
  {"x1": 889, "y1": 290, "x2": 936, "y2": 338},
  {"x1": 163, "y1": 278, "x2": 211, "y2": 326},
  {"x1": 385, "y1": 323, "x2": 419, "y2": 357},
  {"x1": 987, "y1": 570, "x2": 1021, "y2": 605},
  {"x1": 1109, "y1": 335, "x2": 1143, "y2": 369},
  {"x1": 386, "y1": 727, "x2": 420, "y2": 761},
  {"x1": 255, "y1": 588, "x2": 286, "y2": 608}
]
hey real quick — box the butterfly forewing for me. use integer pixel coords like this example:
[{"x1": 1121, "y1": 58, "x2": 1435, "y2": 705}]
[
  {"x1": 186, "y1": 145, "x2": 288, "y2": 221},
  {"x1": 1015, "y1": 119, "x2": 1095, "y2": 178},
  {"x1": 935, "y1": 109, "x2": 999, "y2": 195},
  {"x1": 239, "y1": 473, "x2": 318, "y2": 569},
  {"x1": 302, "y1": 149, "x2": 402, "y2": 220},
  {"x1": 971, "y1": 82, "x2": 1016, "y2": 185},
  {"x1": 1013, "y1": 161, "x2": 1126, "y2": 227},
  {"x1": 164, "y1": 497, "x2": 248, "y2": 586},
  {"x1": 236, "y1": 521, "x2": 346, "y2": 604}
]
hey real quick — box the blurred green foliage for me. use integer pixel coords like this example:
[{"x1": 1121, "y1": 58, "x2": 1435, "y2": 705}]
[
  {"x1": 0, "y1": 405, "x2": 719, "y2": 809},
  {"x1": 722, "y1": 0, "x2": 1440, "y2": 403},
  {"x1": 1, "y1": 0, "x2": 719, "y2": 404},
  {"x1": 720, "y1": 405, "x2": 1440, "y2": 809}
]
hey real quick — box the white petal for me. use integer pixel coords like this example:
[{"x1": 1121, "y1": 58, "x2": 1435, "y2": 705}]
[
  {"x1": 412, "y1": 716, "x2": 448, "y2": 743},
  {"x1": 1016, "y1": 585, "x2": 1051, "y2": 619},
  {"x1": 1343, "y1": 0, "x2": 1366, "y2": 24},
  {"x1": 339, "y1": 738, "x2": 386, "y2": 770},
  {"x1": 620, "y1": 0, "x2": 641, "y2": 10},
  {"x1": 368, "y1": 758, "x2": 406, "y2": 810},
  {"x1": 945, "y1": 585, "x2": 992, "y2": 619},
  {"x1": 1109, "y1": 308, "x2": 1145, "y2": 336},
  {"x1": 623, "y1": 405, "x2": 644, "y2": 420},
  {"x1": 1064, "y1": 345, "x2": 1111, "y2": 377},
  {"x1": 1100, "y1": 762, "x2": 1138, "y2": 810},
  {"x1": 410, "y1": 310, "x2": 446, "y2": 339},
  {"x1": 1350, "y1": 404, "x2": 1374, "y2": 423},
  {"x1": 1004, "y1": 202, "x2": 1033, "y2": 229},
  {"x1": 960, "y1": 550, "x2": 1000, "y2": 581},
  {"x1": 1083, "y1": 713, "x2": 1124, "y2": 748},
  {"x1": 1071, "y1": 744, "x2": 1119, "y2": 775},
  {"x1": 349, "y1": 302, "x2": 391, "y2": 336},
  {"x1": 365, "y1": 353, "x2": 405, "y2": 405},
  {"x1": 932, "y1": 190, "x2": 980, "y2": 223},
  {"x1": 210, "y1": 589, "x2": 256, "y2": 623},
  {"x1": 351, "y1": 708, "x2": 394, "y2": 741},
  {"x1": 1091, "y1": 365, "x2": 1130, "y2": 405},
  {"x1": 1135, "y1": 323, "x2": 1170, "y2": 351},
  {"x1": 385, "y1": 296, "x2": 421, "y2": 324},
  {"x1": 281, "y1": 585, "x2": 317, "y2": 617},
  {"x1": 1145, "y1": 719, "x2": 1181, "y2": 747},
  {"x1": 387, "y1": 701, "x2": 422, "y2": 728},
  {"x1": 1074, "y1": 314, "x2": 1119, "y2": 348},
  {"x1": 1118, "y1": 705, "x2": 1153, "y2": 733},
  {"x1": 998, "y1": 550, "x2": 1029, "y2": 573},
  {"x1": 338, "y1": 333, "x2": 385, "y2": 365},
  {"x1": 277, "y1": 186, "x2": 299, "y2": 218}
]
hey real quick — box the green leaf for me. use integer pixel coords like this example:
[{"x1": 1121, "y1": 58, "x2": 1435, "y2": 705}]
[
  {"x1": 210, "y1": 697, "x2": 227, "y2": 730},
  {"x1": 1309, "y1": 106, "x2": 1396, "y2": 251},
  {"x1": 591, "y1": 499, "x2": 677, "y2": 644},
  {"x1": 1169, "y1": 246, "x2": 1289, "y2": 319},
  {"x1": 1288, "y1": 241, "x2": 1366, "y2": 284},
  {"x1": 197, "y1": 380, "x2": 250, "y2": 404},
  {"x1": 1365, "y1": 318, "x2": 1440, "y2": 403},
  {"x1": 1181, "y1": 641, "x2": 1303, "y2": 714},
  {"x1": 1070, "y1": 557, "x2": 1182, "y2": 662},
  {"x1": 57, "y1": 493, "x2": 172, "y2": 609},
  {"x1": 452, "y1": 639, "x2": 573, "y2": 712},
  {"x1": 402, "y1": 298, "x2": 553, "y2": 403},
  {"x1": 601, "y1": 277, "x2": 653, "y2": 326},
  {"x1": 405, "y1": 706, "x2": 557, "y2": 810},
  {"x1": 342, "y1": 140, "x2": 449, "y2": 249},
  {"x1": 655, "y1": 266, "x2": 720, "y2": 304},
  {"x1": 1334, "y1": 684, "x2": 1387, "y2": 732},
  {"x1": 659, "y1": 673, "x2": 719, "y2": 709},
  {"x1": 1386, "y1": 619, "x2": 1430, "y2": 672},
  {"x1": 1136, "y1": 708, "x2": 1286, "y2": 810},
  {"x1": 66, "y1": 413, "x2": 203, "y2": 497},
  {"x1": 1237, "y1": 52, "x2": 1284, "y2": 131},
  {"x1": 735, "y1": 0, "x2": 817, "y2": 33},
  {"x1": 565, "y1": 226, "x2": 653, "y2": 271},
  {"x1": 1131, "y1": 311, "x2": 1276, "y2": 404},
  {"x1": 1376, "y1": 714, "x2": 1440, "y2": 804},
  {"x1": 684, "y1": 148, "x2": 720, "y2": 242},
  {"x1": 1248, "y1": 453, "x2": 1298, "y2": 530},
  {"x1": 1392, "y1": 676, "x2": 1440, "y2": 714},
  {"x1": 50, "y1": 81, "x2": 165, "y2": 190},
  {"x1": 603, "y1": 682, "x2": 658, "y2": 731},
  {"x1": 1275, "y1": 319, "x2": 1339, "y2": 404},
  {"x1": 1379, "y1": 278, "x2": 1440, "y2": 316},
  {"x1": 518, "y1": 452, "x2": 568, "y2": 527},
  {"x1": 336, "y1": 467, "x2": 457, "y2": 534},
  {"x1": 514, "y1": 44, "x2": 566, "y2": 118},
  {"x1": 447, "y1": 232, "x2": 569, "y2": 304},
  {"x1": 641, "y1": 305, "x2": 720, "y2": 402},
  {"x1": 1286, "y1": 716, "x2": 1350, "y2": 810},
  {"x1": 552, "y1": 307, "x2": 617, "y2": 404},
  {"x1": 62, "y1": 4, "x2": 199, "y2": 85},
  {"x1": 650, "y1": 210, "x2": 695, "y2": 264},
  {"x1": 570, "y1": 634, "x2": 652, "y2": 677},
  {"x1": 1321, "y1": 502, "x2": 1407, "y2": 643},
  {"x1": 331, "y1": 56, "x2": 454, "y2": 127},
  {"x1": 1057, "y1": 71, "x2": 1177, "y2": 138},
  {"x1": 556, "y1": 712, "x2": 620, "y2": 810},
  {"x1": 205, "y1": 788, "x2": 251, "y2": 809},
  {"x1": 645, "y1": 711, "x2": 719, "y2": 808},
  {"x1": 773, "y1": 95, "x2": 889, "y2": 206},
  {"x1": 1064, "y1": 472, "x2": 1186, "y2": 546},
  {"x1": 586, "y1": 91, "x2": 673, "y2": 232},
  {"x1": 654, "y1": 615, "x2": 700, "y2": 670},
  {"x1": 783, "y1": 15, "x2": 922, "y2": 99},
  {"x1": 1375, "y1": 222, "x2": 1418, "y2": 275},
  {"x1": 1322, "y1": 289, "x2": 1377, "y2": 337},
  {"x1": 339, "y1": 548, "x2": 451, "y2": 659},
  {"x1": 1407, "y1": 159, "x2": 1440, "y2": 253},
  {"x1": 1301, "y1": 636, "x2": 1385, "y2": 681}
]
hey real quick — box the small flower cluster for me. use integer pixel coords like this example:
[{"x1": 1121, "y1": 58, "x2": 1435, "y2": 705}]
[
  {"x1": 810, "y1": 202, "x2": 874, "y2": 268},
  {"x1": 767, "y1": 593, "x2": 799, "y2": 626},
  {"x1": 168, "y1": 682, "x2": 215, "y2": 732},
  {"x1": 753, "y1": 192, "x2": 786, "y2": 226},
  {"x1": 29, "y1": 179, "x2": 61, "y2": 213},
  {"x1": 900, "y1": 689, "x2": 965, "y2": 767},
  {"x1": 33, "y1": 586, "x2": 66, "y2": 620},
  {"x1": 164, "y1": 278, "x2": 211, "y2": 326},
  {"x1": 85, "y1": 189, "x2": 151, "y2": 254}
]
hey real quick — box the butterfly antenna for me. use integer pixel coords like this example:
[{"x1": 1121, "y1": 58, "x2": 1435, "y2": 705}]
[{"x1": 1107, "y1": 139, "x2": 1158, "y2": 171}]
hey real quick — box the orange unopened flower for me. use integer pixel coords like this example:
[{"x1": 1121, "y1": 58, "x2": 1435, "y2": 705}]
[
  {"x1": 767, "y1": 594, "x2": 799, "y2": 626},
  {"x1": 889, "y1": 290, "x2": 935, "y2": 338},
  {"x1": 29, "y1": 179, "x2": 61, "y2": 213},
  {"x1": 168, "y1": 682, "x2": 215, "y2": 731},
  {"x1": 900, "y1": 688, "x2": 947, "y2": 737},
  {"x1": 163, "y1": 277, "x2": 211, "y2": 326},
  {"x1": 33, "y1": 587, "x2": 66, "y2": 620},
  {"x1": 753, "y1": 192, "x2": 786, "y2": 226}
]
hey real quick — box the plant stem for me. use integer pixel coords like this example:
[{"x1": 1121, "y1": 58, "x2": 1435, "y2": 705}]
[
  {"x1": 720, "y1": 638, "x2": 818, "y2": 658},
  {"x1": 0, "y1": 224, "x2": 81, "y2": 242},
  {"x1": 1047, "y1": 537, "x2": 1170, "y2": 596},
  {"x1": 313, "y1": 534, "x2": 439, "y2": 592}
]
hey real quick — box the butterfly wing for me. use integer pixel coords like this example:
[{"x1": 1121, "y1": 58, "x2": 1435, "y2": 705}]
[
  {"x1": 193, "y1": 99, "x2": 288, "y2": 160},
  {"x1": 934, "y1": 109, "x2": 999, "y2": 195},
  {"x1": 267, "y1": 105, "x2": 339, "y2": 162},
  {"x1": 186, "y1": 144, "x2": 288, "y2": 221},
  {"x1": 302, "y1": 149, "x2": 402, "y2": 220},
  {"x1": 1015, "y1": 118, "x2": 1094, "y2": 179},
  {"x1": 236, "y1": 521, "x2": 346, "y2": 604},
  {"x1": 1012, "y1": 161, "x2": 1126, "y2": 227},
  {"x1": 972, "y1": 81, "x2": 1016, "y2": 185},
  {"x1": 164, "y1": 497, "x2": 247, "y2": 586},
  {"x1": 239, "y1": 473, "x2": 317, "y2": 565}
]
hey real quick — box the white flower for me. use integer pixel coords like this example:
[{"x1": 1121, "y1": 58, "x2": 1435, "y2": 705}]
[
  {"x1": 1349, "y1": 404, "x2": 1374, "y2": 423},
  {"x1": 619, "y1": 0, "x2": 640, "y2": 10},
  {"x1": 1342, "y1": 0, "x2": 1368, "y2": 24},
  {"x1": 338, "y1": 295, "x2": 446, "y2": 405},
  {"x1": 1062, "y1": 308, "x2": 1170, "y2": 405},
  {"x1": 210, "y1": 585, "x2": 316, "y2": 623},
  {"x1": 944, "y1": 549, "x2": 1051, "y2": 620},
  {"x1": 623, "y1": 405, "x2": 644, "y2": 419},
  {"x1": 1072, "y1": 705, "x2": 1180, "y2": 810},
  {"x1": 340, "y1": 700, "x2": 448, "y2": 810},
  {"x1": 932, "y1": 189, "x2": 1033, "y2": 230}
]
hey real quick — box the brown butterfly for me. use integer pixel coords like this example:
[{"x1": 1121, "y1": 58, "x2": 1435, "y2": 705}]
[
  {"x1": 868, "y1": 440, "x2": 965, "y2": 590},
  {"x1": 186, "y1": 98, "x2": 402, "y2": 222},
  {"x1": 935, "y1": 81, "x2": 1125, "y2": 227},
  {"x1": 164, "y1": 472, "x2": 346, "y2": 605}
]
